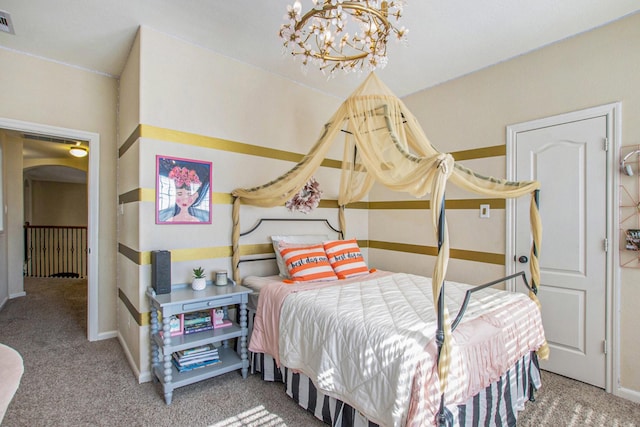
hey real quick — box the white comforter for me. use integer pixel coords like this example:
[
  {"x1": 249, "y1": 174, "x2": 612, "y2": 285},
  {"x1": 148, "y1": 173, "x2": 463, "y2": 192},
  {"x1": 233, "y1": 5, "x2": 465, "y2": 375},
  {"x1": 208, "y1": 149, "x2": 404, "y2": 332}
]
[{"x1": 276, "y1": 272, "x2": 545, "y2": 427}]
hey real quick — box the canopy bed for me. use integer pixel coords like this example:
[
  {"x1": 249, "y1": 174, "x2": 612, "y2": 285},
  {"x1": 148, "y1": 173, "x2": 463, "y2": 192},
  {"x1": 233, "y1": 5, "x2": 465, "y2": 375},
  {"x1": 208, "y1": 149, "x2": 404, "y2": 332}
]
[{"x1": 230, "y1": 73, "x2": 548, "y2": 426}]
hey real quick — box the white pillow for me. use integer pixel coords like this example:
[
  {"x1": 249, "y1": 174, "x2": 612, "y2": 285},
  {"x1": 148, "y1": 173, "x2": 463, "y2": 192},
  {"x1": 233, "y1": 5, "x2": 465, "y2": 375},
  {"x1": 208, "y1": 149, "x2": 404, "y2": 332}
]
[{"x1": 271, "y1": 234, "x2": 329, "y2": 278}]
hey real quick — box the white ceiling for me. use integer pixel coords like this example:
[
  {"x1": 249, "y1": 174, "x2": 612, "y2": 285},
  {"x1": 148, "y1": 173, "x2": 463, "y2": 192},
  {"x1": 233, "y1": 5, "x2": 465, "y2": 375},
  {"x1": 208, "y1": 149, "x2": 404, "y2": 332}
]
[
  {"x1": 3, "y1": 1, "x2": 636, "y2": 183},
  {"x1": 0, "y1": 0, "x2": 638, "y2": 98},
  {"x1": 2, "y1": 129, "x2": 88, "y2": 184}
]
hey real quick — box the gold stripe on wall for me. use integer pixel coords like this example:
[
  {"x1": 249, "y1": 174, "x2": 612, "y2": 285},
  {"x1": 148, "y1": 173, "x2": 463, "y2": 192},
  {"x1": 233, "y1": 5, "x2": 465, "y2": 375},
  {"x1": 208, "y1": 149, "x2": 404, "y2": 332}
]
[
  {"x1": 119, "y1": 243, "x2": 255, "y2": 265},
  {"x1": 119, "y1": 191, "x2": 505, "y2": 210},
  {"x1": 369, "y1": 200, "x2": 430, "y2": 210},
  {"x1": 356, "y1": 239, "x2": 369, "y2": 248},
  {"x1": 344, "y1": 201, "x2": 369, "y2": 209},
  {"x1": 369, "y1": 240, "x2": 504, "y2": 265},
  {"x1": 369, "y1": 240, "x2": 439, "y2": 256},
  {"x1": 446, "y1": 199, "x2": 505, "y2": 209},
  {"x1": 368, "y1": 199, "x2": 505, "y2": 210},
  {"x1": 118, "y1": 125, "x2": 142, "y2": 158},
  {"x1": 120, "y1": 124, "x2": 505, "y2": 166},
  {"x1": 118, "y1": 189, "x2": 140, "y2": 204},
  {"x1": 169, "y1": 246, "x2": 232, "y2": 263},
  {"x1": 120, "y1": 124, "x2": 343, "y2": 169},
  {"x1": 119, "y1": 189, "x2": 234, "y2": 205},
  {"x1": 451, "y1": 145, "x2": 506, "y2": 161},
  {"x1": 118, "y1": 288, "x2": 145, "y2": 326},
  {"x1": 450, "y1": 248, "x2": 505, "y2": 265},
  {"x1": 118, "y1": 243, "x2": 142, "y2": 264},
  {"x1": 213, "y1": 193, "x2": 236, "y2": 205},
  {"x1": 241, "y1": 243, "x2": 275, "y2": 256}
]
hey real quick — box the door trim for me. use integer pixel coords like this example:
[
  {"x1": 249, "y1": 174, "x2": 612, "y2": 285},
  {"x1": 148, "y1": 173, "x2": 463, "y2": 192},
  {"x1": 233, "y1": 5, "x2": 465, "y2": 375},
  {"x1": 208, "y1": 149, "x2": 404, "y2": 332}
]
[
  {"x1": 0, "y1": 117, "x2": 100, "y2": 342},
  {"x1": 505, "y1": 103, "x2": 621, "y2": 395}
]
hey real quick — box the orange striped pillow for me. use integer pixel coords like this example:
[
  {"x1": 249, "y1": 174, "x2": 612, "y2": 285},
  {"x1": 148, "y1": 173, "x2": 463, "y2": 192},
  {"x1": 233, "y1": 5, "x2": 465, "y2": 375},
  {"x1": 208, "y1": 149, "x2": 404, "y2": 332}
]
[
  {"x1": 279, "y1": 243, "x2": 338, "y2": 282},
  {"x1": 323, "y1": 239, "x2": 369, "y2": 279}
]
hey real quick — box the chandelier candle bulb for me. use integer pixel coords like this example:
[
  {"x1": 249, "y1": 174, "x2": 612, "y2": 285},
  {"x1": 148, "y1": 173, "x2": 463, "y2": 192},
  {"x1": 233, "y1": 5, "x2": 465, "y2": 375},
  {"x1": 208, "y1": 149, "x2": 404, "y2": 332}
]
[{"x1": 279, "y1": 0, "x2": 408, "y2": 75}]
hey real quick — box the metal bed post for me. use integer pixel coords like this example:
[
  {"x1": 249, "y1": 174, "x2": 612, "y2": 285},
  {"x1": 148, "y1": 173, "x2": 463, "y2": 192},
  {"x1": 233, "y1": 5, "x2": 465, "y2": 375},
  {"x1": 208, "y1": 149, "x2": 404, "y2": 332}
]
[
  {"x1": 528, "y1": 188, "x2": 541, "y2": 403},
  {"x1": 531, "y1": 189, "x2": 540, "y2": 294},
  {"x1": 436, "y1": 193, "x2": 452, "y2": 427}
]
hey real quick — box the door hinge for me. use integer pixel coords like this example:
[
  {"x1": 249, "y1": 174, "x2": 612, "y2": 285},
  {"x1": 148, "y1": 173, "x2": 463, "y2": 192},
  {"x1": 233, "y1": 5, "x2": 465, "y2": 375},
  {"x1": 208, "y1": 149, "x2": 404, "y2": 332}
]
[
  {"x1": 603, "y1": 137, "x2": 609, "y2": 151},
  {"x1": 603, "y1": 339, "x2": 607, "y2": 354},
  {"x1": 604, "y1": 238, "x2": 608, "y2": 252}
]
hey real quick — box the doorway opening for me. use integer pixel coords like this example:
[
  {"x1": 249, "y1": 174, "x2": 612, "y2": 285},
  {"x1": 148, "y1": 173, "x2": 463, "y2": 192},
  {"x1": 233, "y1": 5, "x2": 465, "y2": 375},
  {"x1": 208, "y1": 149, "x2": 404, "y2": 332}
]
[{"x1": 0, "y1": 117, "x2": 100, "y2": 341}]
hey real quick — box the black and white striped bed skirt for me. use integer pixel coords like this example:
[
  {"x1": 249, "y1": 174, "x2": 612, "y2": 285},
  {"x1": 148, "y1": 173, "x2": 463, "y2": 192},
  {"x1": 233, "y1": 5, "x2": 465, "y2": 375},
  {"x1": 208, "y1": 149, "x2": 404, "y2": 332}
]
[{"x1": 250, "y1": 350, "x2": 540, "y2": 427}]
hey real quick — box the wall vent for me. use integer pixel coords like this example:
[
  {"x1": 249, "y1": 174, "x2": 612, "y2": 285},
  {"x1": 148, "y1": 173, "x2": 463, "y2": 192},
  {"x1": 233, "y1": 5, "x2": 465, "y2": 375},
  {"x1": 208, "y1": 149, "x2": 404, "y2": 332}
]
[
  {"x1": 0, "y1": 10, "x2": 15, "y2": 35},
  {"x1": 23, "y1": 133, "x2": 78, "y2": 145}
]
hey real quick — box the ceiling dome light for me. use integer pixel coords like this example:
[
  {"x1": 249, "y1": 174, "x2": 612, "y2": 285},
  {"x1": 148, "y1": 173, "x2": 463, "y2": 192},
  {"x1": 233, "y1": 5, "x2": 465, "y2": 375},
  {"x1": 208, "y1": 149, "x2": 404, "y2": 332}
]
[{"x1": 69, "y1": 146, "x2": 88, "y2": 158}]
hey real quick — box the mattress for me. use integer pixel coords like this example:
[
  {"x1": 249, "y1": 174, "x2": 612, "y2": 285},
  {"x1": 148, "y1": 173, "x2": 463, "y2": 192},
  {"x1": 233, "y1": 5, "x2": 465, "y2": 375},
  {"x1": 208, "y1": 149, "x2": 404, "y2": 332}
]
[
  {"x1": 242, "y1": 274, "x2": 280, "y2": 311},
  {"x1": 247, "y1": 271, "x2": 546, "y2": 426}
]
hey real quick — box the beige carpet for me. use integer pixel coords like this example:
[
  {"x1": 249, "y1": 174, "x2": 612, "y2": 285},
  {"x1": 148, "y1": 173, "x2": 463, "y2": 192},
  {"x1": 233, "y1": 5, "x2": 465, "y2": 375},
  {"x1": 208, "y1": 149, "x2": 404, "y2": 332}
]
[{"x1": 0, "y1": 277, "x2": 639, "y2": 426}]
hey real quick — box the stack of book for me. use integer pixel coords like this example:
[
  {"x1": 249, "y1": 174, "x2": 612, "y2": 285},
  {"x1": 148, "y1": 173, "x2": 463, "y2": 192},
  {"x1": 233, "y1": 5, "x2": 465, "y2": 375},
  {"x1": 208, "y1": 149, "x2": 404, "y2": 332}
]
[
  {"x1": 183, "y1": 310, "x2": 213, "y2": 335},
  {"x1": 172, "y1": 344, "x2": 220, "y2": 372}
]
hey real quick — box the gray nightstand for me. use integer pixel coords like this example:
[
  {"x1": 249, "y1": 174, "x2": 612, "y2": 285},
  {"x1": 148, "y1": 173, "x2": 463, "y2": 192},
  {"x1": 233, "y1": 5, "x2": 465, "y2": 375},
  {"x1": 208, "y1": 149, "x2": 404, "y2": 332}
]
[{"x1": 147, "y1": 284, "x2": 252, "y2": 404}]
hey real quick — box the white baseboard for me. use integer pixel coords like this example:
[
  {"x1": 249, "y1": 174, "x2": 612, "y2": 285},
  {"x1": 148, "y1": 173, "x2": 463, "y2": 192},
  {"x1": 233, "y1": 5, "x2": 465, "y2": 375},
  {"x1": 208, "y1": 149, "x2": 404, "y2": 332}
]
[
  {"x1": 616, "y1": 386, "x2": 640, "y2": 403},
  {"x1": 96, "y1": 330, "x2": 117, "y2": 340},
  {"x1": 117, "y1": 332, "x2": 142, "y2": 380},
  {"x1": 116, "y1": 332, "x2": 152, "y2": 384},
  {"x1": 139, "y1": 370, "x2": 152, "y2": 383},
  {"x1": 9, "y1": 291, "x2": 26, "y2": 299},
  {"x1": 0, "y1": 296, "x2": 7, "y2": 310}
]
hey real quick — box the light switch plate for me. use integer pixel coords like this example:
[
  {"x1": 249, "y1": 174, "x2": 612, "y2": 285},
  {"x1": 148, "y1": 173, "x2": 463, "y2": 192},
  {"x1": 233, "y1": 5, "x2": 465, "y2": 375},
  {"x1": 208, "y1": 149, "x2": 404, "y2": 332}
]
[{"x1": 480, "y1": 204, "x2": 490, "y2": 218}]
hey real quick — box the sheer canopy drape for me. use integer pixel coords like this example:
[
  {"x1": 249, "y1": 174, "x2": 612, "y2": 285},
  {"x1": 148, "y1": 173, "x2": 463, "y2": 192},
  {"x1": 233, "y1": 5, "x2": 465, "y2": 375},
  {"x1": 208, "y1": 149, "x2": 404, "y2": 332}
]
[{"x1": 231, "y1": 72, "x2": 548, "y2": 396}]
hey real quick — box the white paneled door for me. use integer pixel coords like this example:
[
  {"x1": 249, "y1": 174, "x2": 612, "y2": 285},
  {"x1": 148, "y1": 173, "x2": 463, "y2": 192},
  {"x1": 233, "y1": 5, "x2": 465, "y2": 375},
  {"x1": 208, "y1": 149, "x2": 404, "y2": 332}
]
[{"x1": 513, "y1": 116, "x2": 607, "y2": 388}]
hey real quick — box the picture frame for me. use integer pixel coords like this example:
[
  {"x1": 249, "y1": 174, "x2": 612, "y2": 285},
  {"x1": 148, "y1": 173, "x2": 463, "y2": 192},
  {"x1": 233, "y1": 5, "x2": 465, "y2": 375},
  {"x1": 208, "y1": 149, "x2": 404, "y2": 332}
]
[{"x1": 156, "y1": 155, "x2": 212, "y2": 224}]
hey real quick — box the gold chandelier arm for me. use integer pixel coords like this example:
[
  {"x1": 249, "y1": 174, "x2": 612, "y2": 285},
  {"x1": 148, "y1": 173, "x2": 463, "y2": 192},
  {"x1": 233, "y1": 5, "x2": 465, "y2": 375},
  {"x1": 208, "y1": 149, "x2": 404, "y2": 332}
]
[
  {"x1": 295, "y1": 2, "x2": 391, "y2": 33},
  {"x1": 281, "y1": 0, "x2": 405, "y2": 73}
]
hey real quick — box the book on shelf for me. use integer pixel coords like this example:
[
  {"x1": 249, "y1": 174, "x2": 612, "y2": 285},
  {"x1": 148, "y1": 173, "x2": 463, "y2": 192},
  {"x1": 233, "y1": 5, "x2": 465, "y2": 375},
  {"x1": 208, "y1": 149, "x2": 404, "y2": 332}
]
[
  {"x1": 174, "y1": 345, "x2": 218, "y2": 360},
  {"x1": 183, "y1": 324, "x2": 214, "y2": 335},
  {"x1": 184, "y1": 318, "x2": 211, "y2": 327},
  {"x1": 175, "y1": 344, "x2": 215, "y2": 358},
  {"x1": 184, "y1": 310, "x2": 212, "y2": 322},
  {"x1": 173, "y1": 350, "x2": 219, "y2": 366},
  {"x1": 172, "y1": 357, "x2": 221, "y2": 373}
]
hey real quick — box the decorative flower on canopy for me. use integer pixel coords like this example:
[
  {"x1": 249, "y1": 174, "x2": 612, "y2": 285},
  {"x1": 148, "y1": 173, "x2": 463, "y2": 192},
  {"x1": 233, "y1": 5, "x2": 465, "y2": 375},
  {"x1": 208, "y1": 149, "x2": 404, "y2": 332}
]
[{"x1": 286, "y1": 177, "x2": 323, "y2": 214}]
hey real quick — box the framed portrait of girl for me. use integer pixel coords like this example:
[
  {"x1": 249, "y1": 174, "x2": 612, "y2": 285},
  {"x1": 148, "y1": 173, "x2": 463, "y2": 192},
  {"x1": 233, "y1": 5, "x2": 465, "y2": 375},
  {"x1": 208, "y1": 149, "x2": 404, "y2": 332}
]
[{"x1": 156, "y1": 155, "x2": 212, "y2": 224}]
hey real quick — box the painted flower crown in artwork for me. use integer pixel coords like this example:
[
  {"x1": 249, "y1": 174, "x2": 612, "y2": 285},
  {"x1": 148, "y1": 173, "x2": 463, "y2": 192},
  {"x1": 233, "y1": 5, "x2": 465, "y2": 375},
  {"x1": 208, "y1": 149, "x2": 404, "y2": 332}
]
[
  {"x1": 168, "y1": 166, "x2": 201, "y2": 190},
  {"x1": 286, "y1": 177, "x2": 323, "y2": 214}
]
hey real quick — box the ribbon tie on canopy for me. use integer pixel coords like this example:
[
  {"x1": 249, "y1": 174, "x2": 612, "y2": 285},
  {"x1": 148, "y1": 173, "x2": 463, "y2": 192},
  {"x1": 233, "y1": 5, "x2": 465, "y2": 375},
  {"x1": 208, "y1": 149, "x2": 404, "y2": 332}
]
[{"x1": 435, "y1": 153, "x2": 454, "y2": 178}]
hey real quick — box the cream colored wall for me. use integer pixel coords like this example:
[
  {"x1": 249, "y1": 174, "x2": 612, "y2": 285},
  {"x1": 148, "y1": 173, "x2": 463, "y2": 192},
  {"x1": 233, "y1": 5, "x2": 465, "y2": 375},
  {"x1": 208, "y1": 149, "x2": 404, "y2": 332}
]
[
  {"x1": 117, "y1": 27, "x2": 354, "y2": 380},
  {"x1": 0, "y1": 47, "x2": 119, "y2": 335},
  {"x1": 30, "y1": 181, "x2": 87, "y2": 226},
  {"x1": 118, "y1": 32, "x2": 140, "y2": 145},
  {"x1": 0, "y1": 136, "x2": 8, "y2": 307},
  {"x1": 384, "y1": 12, "x2": 640, "y2": 395},
  {"x1": 2, "y1": 135, "x2": 24, "y2": 298}
]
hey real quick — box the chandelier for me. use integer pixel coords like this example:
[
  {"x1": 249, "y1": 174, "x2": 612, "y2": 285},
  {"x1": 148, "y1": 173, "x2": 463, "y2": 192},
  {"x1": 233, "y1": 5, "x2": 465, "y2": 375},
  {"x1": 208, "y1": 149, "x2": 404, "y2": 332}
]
[{"x1": 279, "y1": 0, "x2": 408, "y2": 75}]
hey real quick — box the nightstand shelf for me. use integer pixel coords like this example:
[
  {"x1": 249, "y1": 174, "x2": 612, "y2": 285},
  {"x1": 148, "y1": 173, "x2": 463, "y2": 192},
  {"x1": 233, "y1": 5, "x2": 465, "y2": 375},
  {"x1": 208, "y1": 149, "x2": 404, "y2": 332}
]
[
  {"x1": 147, "y1": 284, "x2": 252, "y2": 404},
  {"x1": 152, "y1": 347, "x2": 243, "y2": 390},
  {"x1": 151, "y1": 324, "x2": 242, "y2": 354}
]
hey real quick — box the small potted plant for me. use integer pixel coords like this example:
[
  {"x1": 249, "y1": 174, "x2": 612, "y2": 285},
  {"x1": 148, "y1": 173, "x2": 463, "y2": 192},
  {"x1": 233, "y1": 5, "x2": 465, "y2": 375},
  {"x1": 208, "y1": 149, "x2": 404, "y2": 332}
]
[{"x1": 191, "y1": 267, "x2": 207, "y2": 291}]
